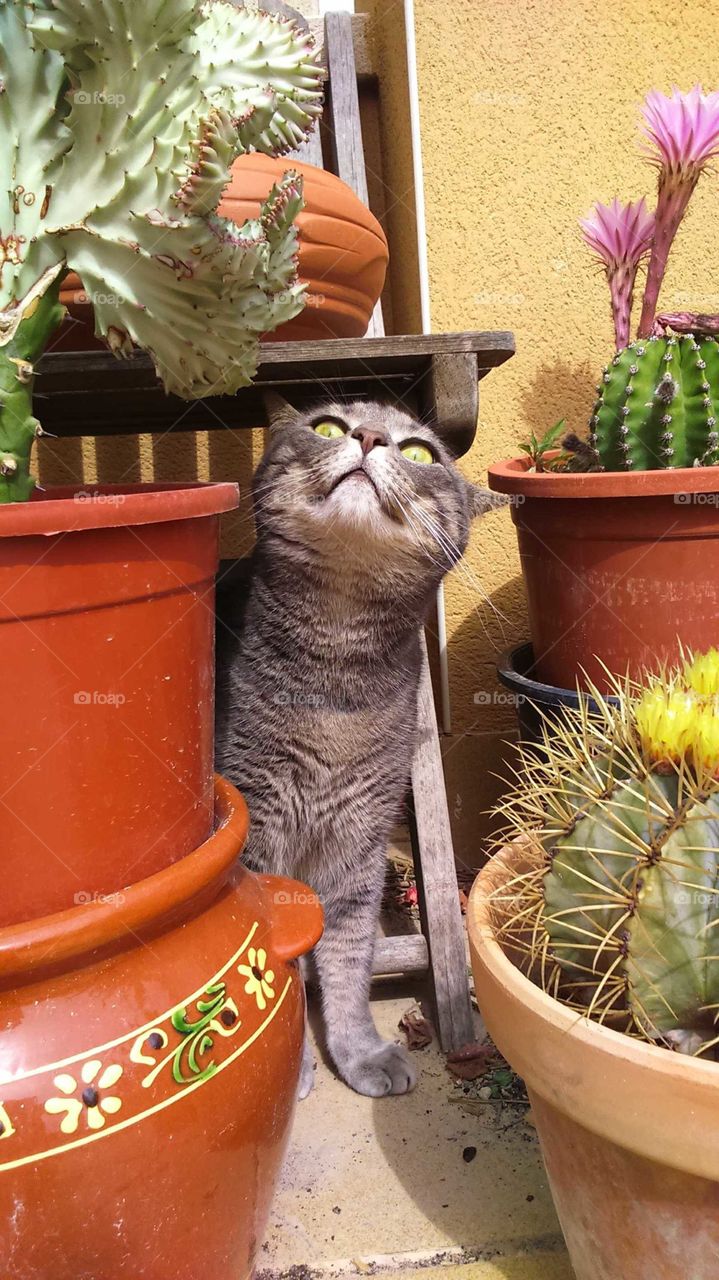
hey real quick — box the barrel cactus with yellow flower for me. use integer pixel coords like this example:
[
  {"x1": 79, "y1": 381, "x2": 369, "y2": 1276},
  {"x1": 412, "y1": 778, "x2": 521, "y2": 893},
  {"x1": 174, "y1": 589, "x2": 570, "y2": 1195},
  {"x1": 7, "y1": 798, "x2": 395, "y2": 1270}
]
[{"x1": 494, "y1": 650, "x2": 719, "y2": 1056}]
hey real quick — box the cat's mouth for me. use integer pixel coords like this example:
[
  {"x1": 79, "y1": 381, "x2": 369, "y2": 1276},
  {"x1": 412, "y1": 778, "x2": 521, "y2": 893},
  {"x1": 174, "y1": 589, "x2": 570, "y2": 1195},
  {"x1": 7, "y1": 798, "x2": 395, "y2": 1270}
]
[{"x1": 327, "y1": 466, "x2": 376, "y2": 496}]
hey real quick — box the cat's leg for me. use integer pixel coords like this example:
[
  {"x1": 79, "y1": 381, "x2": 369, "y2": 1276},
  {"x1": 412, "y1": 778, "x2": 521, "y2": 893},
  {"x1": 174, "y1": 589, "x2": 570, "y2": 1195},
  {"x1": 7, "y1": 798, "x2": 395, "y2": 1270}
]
[
  {"x1": 298, "y1": 1028, "x2": 316, "y2": 1099},
  {"x1": 314, "y1": 872, "x2": 417, "y2": 1098}
]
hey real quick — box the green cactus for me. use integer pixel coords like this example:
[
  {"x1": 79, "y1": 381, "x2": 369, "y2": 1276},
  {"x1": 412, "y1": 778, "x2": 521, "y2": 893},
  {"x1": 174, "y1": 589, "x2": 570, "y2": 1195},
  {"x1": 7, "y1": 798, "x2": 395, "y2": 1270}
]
[
  {"x1": 494, "y1": 652, "x2": 719, "y2": 1056},
  {"x1": 0, "y1": 0, "x2": 324, "y2": 501}
]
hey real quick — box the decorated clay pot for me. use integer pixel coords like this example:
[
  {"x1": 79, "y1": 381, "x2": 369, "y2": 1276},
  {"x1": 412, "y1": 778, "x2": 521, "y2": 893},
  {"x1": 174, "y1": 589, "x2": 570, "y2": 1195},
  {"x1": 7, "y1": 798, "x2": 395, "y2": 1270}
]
[
  {"x1": 56, "y1": 156, "x2": 388, "y2": 348},
  {"x1": 0, "y1": 776, "x2": 323, "y2": 1279},
  {"x1": 0, "y1": 482, "x2": 238, "y2": 927}
]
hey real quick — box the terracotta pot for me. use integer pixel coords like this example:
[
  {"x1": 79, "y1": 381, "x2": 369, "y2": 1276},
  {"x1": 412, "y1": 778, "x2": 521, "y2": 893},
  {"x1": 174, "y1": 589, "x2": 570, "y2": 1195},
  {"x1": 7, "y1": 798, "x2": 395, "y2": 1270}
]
[
  {"x1": 57, "y1": 156, "x2": 388, "y2": 350},
  {"x1": 468, "y1": 843, "x2": 719, "y2": 1280},
  {"x1": 0, "y1": 482, "x2": 238, "y2": 927},
  {"x1": 489, "y1": 456, "x2": 719, "y2": 693},
  {"x1": 0, "y1": 775, "x2": 323, "y2": 1279}
]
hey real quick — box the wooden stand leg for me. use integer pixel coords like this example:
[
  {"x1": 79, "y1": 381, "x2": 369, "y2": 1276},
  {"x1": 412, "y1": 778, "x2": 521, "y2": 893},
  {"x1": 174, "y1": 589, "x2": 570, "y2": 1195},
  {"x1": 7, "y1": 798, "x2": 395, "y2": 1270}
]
[{"x1": 408, "y1": 634, "x2": 475, "y2": 1052}]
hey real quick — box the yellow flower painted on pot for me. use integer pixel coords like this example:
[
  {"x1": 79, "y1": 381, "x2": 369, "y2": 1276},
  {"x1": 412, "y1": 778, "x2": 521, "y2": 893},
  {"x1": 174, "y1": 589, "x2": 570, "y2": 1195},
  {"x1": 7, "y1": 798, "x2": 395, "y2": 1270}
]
[
  {"x1": 238, "y1": 946, "x2": 275, "y2": 1011},
  {"x1": 44, "y1": 1059, "x2": 123, "y2": 1135}
]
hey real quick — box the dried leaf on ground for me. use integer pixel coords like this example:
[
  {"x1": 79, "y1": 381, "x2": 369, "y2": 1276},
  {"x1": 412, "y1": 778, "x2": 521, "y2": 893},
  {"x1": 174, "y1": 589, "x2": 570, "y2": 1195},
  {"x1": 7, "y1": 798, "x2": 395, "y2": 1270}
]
[
  {"x1": 398, "y1": 1004, "x2": 433, "y2": 1050},
  {"x1": 445, "y1": 1041, "x2": 497, "y2": 1081}
]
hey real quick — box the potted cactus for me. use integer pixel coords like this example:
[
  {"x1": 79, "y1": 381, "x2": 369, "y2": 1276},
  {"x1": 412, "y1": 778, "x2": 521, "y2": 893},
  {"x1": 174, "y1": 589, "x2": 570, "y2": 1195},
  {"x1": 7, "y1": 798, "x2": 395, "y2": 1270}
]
[
  {"x1": 490, "y1": 87, "x2": 719, "y2": 694},
  {"x1": 469, "y1": 650, "x2": 719, "y2": 1280},
  {"x1": 0, "y1": 0, "x2": 323, "y2": 912}
]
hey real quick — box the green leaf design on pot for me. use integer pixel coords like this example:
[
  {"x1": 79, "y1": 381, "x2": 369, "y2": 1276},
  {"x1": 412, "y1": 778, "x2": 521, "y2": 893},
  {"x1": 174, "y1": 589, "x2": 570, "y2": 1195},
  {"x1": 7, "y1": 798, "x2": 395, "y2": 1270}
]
[{"x1": 170, "y1": 983, "x2": 231, "y2": 1085}]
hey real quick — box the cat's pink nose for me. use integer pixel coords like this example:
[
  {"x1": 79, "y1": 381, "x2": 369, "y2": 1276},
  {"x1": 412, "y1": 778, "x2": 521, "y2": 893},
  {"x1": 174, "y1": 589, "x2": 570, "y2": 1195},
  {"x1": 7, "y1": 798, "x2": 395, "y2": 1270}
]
[{"x1": 351, "y1": 426, "x2": 388, "y2": 455}]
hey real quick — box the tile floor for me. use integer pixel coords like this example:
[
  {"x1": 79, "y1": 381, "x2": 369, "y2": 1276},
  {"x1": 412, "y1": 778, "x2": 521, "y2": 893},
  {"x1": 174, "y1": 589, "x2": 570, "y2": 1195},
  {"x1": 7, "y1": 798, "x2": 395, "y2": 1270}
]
[{"x1": 256, "y1": 978, "x2": 574, "y2": 1280}]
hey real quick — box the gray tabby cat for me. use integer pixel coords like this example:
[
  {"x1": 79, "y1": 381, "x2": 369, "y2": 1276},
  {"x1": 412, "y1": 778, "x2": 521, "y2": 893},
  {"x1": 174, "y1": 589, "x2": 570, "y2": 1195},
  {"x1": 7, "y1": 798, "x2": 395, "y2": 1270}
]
[{"x1": 215, "y1": 397, "x2": 504, "y2": 1098}]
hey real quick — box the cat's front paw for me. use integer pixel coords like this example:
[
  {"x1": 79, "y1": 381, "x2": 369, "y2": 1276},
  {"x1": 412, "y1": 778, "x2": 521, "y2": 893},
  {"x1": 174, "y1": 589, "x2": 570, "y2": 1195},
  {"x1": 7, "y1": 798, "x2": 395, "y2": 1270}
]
[{"x1": 338, "y1": 1041, "x2": 417, "y2": 1097}]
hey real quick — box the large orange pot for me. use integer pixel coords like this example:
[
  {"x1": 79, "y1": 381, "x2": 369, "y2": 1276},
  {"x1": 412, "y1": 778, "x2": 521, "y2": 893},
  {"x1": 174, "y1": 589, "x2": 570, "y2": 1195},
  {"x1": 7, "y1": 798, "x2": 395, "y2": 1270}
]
[
  {"x1": 469, "y1": 844, "x2": 719, "y2": 1280},
  {"x1": 0, "y1": 775, "x2": 323, "y2": 1279},
  {"x1": 0, "y1": 482, "x2": 238, "y2": 926},
  {"x1": 57, "y1": 156, "x2": 388, "y2": 349},
  {"x1": 489, "y1": 457, "x2": 719, "y2": 693}
]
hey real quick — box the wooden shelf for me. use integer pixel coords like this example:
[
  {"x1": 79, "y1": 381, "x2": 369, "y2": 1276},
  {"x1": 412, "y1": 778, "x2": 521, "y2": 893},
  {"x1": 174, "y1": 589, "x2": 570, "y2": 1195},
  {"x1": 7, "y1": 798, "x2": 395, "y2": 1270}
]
[{"x1": 36, "y1": 330, "x2": 515, "y2": 457}]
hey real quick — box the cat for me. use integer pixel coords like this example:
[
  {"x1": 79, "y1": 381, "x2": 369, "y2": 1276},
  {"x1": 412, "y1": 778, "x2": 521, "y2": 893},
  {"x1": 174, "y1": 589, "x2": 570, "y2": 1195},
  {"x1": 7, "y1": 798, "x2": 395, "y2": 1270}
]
[{"x1": 215, "y1": 395, "x2": 505, "y2": 1098}]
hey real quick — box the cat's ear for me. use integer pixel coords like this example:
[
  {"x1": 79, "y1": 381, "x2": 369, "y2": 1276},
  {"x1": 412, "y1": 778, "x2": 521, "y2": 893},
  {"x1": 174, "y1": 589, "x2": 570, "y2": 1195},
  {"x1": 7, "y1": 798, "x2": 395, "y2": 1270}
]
[
  {"x1": 263, "y1": 392, "x2": 301, "y2": 432},
  {"x1": 466, "y1": 483, "x2": 510, "y2": 519}
]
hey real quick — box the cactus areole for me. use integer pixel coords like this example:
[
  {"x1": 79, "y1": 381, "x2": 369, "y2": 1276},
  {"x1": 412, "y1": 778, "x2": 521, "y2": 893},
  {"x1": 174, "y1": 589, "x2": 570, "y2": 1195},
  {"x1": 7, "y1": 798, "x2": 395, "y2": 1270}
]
[{"x1": 0, "y1": 0, "x2": 324, "y2": 502}]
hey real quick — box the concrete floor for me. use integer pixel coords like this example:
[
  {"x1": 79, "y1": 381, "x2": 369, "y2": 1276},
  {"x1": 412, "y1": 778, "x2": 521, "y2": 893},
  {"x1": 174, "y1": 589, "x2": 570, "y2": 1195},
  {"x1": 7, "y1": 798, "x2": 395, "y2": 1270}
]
[{"x1": 256, "y1": 979, "x2": 574, "y2": 1280}]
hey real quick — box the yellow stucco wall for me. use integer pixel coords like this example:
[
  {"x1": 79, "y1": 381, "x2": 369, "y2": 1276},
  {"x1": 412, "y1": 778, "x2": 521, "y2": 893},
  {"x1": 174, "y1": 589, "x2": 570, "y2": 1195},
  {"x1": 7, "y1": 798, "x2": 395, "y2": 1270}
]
[{"x1": 400, "y1": 0, "x2": 719, "y2": 868}]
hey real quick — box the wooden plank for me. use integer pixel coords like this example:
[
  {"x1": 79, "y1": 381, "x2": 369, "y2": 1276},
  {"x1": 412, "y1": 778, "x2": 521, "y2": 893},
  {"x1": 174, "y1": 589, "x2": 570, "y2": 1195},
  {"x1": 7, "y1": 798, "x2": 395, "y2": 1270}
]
[
  {"x1": 372, "y1": 934, "x2": 428, "y2": 976},
  {"x1": 324, "y1": 11, "x2": 370, "y2": 205},
  {"x1": 421, "y1": 351, "x2": 479, "y2": 456},
  {"x1": 35, "y1": 334, "x2": 514, "y2": 454},
  {"x1": 408, "y1": 635, "x2": 475, "y2": 1052},
  {"x1": 39, "y1": 331, "x2": 514, "y2": 383}
]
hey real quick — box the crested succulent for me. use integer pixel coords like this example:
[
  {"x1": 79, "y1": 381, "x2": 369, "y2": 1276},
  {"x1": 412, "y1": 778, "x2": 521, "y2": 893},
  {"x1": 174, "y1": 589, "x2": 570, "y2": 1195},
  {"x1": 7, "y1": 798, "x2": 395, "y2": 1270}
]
[
  {"x1": 493, "y1": 650, "x2": 719, "y2": 1058},
  {"x1": 561, "y1": 87, "x2": 719, "y2": 473},
  {"x1": 0, "y1": 0, "x2": 324, "y2": 502}
]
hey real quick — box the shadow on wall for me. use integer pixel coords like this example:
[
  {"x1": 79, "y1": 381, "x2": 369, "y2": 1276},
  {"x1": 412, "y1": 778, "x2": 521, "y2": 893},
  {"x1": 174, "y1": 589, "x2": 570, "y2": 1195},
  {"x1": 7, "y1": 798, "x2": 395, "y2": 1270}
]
[
  {"x1": 440, "y1": 571, "x2": 528, "y2": 874},
  {"x1": 519, "y1": 356, "x2": 598, "y2": 441}
]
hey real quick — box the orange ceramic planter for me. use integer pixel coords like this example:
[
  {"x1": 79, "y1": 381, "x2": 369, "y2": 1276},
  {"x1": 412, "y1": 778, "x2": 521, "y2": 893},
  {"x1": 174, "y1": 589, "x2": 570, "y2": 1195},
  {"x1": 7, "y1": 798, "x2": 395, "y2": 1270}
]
[
  {"x1": 57, "y1": 156, "x2": 388, "y2": 348},
  {"x1": 0, "y1": 482, "x2": 238, "y2": 926},
  {"x1": 489, "y1": 457, "x2": 719, "y2": 693},
  {"x1": 469, "y1": 845, "x2": 719, "y2": 1280},
  {"x1": 0, "y1": 776, "x2": 323, "y2": 1279}
]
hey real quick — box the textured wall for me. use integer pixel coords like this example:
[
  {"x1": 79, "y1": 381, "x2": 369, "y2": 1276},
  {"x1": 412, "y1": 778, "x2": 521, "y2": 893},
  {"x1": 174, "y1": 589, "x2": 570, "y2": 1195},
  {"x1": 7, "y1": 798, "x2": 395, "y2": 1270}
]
[{"x1": 406, "y1": 0, "x2": 719, "y2": 869}]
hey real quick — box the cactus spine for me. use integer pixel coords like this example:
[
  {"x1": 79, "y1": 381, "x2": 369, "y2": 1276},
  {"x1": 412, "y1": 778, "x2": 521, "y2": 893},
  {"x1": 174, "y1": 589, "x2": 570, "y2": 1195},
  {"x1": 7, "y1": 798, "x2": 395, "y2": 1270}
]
[
  {"x1": 494, "y1": 651, "x2": 719, "y2": 1056},
  {"x1": 582, "y1": 334, "x2": 719, "y2": 470}
]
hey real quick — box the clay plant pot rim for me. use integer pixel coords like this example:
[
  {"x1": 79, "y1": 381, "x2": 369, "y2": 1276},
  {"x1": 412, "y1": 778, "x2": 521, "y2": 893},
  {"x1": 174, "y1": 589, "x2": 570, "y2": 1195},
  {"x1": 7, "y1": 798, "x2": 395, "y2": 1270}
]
[
  {"x1": 0, "y1": 776, "x2": 248, "y2": 984},
  {"x1": 489, "y1": 455, "x2": 719, "y2": 499},
  {"x1": 469, "y1": 842, "x2": 719, "y2": 1181},
  {"x1": 0, "y1": 482, "x2": 239, "y2": 538}
]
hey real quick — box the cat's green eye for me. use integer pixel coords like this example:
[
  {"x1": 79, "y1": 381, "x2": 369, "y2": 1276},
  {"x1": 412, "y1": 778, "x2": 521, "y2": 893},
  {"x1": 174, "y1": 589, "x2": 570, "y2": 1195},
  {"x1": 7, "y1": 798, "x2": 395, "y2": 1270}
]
[
  {"x1": 400, "y1": 442, "x2": 434, "y2": 465},
  {"x1": 313, "y1": 419, "x2": 346, "y2": 439}
]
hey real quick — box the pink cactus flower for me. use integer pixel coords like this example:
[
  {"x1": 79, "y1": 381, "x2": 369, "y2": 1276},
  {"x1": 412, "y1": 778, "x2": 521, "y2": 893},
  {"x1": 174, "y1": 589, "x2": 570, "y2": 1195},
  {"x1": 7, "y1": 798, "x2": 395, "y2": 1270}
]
[
  {"x1": 580, "y1": 198, "x2": 655, "y2": 349},
  {"x1": 638, "y1": 86, "x2": 719, "y2": 336}
]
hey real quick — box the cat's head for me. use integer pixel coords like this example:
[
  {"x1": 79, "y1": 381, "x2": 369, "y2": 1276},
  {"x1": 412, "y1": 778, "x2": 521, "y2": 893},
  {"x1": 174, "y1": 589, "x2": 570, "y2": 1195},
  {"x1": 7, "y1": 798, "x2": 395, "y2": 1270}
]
[{"x1": 253, "y1": 396, "x2": 505, "y2": 585}]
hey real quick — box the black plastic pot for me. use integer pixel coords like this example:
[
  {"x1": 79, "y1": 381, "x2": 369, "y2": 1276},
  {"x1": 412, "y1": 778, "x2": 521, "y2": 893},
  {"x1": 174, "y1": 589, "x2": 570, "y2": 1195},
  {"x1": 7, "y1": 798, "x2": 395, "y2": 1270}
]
[{"x1": 497, "y1": 643, "x2": 620, "y2": 744}]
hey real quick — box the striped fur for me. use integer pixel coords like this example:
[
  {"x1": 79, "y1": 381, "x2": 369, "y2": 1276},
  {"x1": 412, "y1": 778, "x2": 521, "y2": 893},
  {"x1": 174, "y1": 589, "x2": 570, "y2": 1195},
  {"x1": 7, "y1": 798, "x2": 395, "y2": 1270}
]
[{"x1": 216, "y1": 399, "x2": 503, "y2": 1096}]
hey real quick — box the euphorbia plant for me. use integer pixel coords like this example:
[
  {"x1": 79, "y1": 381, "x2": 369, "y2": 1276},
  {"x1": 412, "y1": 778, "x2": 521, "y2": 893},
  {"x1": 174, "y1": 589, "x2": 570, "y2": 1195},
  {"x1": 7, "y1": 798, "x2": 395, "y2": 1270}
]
[
  {"x1": 564, "y1": 86, "x2": 719, "y2": 472},
  {"x1": 0, "y1": 0, "x2": 324, "y2": 502},
  {"x1": 493, "y1": 650, "x2": 719, "y2": 1058}
]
